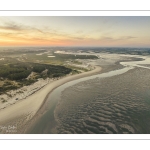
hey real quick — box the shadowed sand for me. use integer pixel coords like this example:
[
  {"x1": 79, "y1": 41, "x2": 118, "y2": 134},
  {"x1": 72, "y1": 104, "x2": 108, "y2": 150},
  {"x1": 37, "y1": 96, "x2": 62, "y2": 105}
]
[
  {"x1": 0, "y1": 66, "x2": 102, "y2": 133},
  {"x1": 54, "y1": 67, "x2": 150, "y2": 134}
]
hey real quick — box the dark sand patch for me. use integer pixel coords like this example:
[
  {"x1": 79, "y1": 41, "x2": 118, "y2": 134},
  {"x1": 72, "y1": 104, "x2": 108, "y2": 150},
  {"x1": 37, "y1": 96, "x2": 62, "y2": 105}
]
[{"x1": 54, "y1": 68, "x2": 150, "y2": 133}]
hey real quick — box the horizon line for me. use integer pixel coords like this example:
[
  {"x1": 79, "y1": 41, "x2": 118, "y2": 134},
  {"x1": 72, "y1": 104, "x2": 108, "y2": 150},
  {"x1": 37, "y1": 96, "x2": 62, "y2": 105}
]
[
  {"x1": 0, "y1": 46, "x2": 150, "y2": 49},
  {"x1": 0, "y1": 10, "x2": 150, "y2": 11}
]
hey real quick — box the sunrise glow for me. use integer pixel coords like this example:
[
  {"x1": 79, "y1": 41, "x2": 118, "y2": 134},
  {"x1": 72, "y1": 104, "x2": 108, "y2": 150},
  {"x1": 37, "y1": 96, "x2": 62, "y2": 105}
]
[{"x1": 0, "y1": 16, "x2": 150, "y2": 47}]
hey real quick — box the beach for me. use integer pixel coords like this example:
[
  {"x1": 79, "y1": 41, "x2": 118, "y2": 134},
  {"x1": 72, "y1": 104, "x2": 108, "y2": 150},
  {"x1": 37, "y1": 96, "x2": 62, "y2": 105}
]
[
  {"x1": 1, "y1": 53, "x2": 149, "y2": 133},
  {"x1": 0, "y1": 66, "x2": 102, "y2": 133},
  {"x1": 25, "y1": 55, "x2": 150, "y2": 134}
]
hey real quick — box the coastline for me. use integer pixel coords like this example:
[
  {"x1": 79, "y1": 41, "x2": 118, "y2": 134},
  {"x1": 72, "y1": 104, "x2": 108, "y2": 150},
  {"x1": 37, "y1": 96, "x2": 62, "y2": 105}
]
[{"x1": 0, "y1": 65, "x2": 102, "y2": 133}]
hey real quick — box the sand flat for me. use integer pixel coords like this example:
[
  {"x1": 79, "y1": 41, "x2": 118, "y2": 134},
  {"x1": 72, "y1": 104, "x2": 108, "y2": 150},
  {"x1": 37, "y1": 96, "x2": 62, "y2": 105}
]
[{"x1": 48, "y1": 56, "x2": 55, "y2": 57}]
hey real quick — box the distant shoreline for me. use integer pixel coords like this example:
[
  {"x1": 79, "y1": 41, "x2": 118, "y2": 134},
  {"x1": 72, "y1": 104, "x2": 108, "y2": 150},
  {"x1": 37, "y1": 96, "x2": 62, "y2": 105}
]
[{"x1": 0, "y1": 65, "x2": 102, "y2": 133}]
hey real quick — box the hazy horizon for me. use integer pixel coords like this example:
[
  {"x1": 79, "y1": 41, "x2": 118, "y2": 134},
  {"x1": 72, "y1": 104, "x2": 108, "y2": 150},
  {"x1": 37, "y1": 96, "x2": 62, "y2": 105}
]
[
  {"x1": 0, "y1": 16, "x2": 150, "y2": 47},
  {"x1": 0, "y1": 46, "x2": 150, "y2": 49}
]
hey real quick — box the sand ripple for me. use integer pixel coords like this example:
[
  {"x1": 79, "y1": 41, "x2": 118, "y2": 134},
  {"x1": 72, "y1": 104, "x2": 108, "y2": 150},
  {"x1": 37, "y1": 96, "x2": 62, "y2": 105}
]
[{"x1": 54, "y1": 68, "x2": 150, "y2": 133}]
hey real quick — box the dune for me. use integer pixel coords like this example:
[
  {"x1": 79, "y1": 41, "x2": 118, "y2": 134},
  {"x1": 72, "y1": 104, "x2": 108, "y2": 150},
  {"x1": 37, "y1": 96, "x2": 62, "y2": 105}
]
[{"x1": 0, "y1": 66, "x2": 102, "y2": 133}]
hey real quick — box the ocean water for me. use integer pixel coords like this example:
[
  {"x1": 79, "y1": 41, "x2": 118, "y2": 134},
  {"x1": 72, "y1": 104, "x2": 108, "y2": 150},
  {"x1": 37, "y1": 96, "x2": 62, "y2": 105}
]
[
  {"x1": 54, "y1": 67, "x2": 150, "y2": 134},
  {"x1": 29, "y1": 62, "x2": 150, "y2": 134}
]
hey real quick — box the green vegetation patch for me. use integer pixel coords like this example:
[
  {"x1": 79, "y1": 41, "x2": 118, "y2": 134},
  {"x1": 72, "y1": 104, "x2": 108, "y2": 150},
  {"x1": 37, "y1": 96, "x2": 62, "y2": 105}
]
[
  {"x1": 32, "y1": 64, "x2": 72, "y2": 77},
  {"x1": 0, "y1": 61, "x2": 72, "y2": 94},
  {"x1": 0, "y1": 63, "x2": 31, "y2": 80}
]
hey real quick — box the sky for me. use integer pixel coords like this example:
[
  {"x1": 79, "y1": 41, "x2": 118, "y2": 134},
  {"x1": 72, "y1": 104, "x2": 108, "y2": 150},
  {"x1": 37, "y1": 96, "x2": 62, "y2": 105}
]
[{"x1": 0, "y1": 16, "x2": 150, "y2": 47}]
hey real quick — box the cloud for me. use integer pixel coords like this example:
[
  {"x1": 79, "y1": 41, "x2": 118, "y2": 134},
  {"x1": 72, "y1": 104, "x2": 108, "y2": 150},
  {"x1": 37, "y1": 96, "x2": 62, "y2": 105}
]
[
  {"x1": 101, "y1": 36, "x2": 114, "y2": 40},
  {"x1": 0, "y1": 20, "x2": 46, "y2": 35},
  {"x1": 0, "y1": 21, "x2": 24, "y2": 31},
  {"x1": 99, "y1": 36, "x2": 137, "y2": 42},
  {"x1": 118, "y1": 36, "x2": 137, "y2": 40},
  {"x1": 0, "y1": 18, "x2": 139, "y2": 46}
]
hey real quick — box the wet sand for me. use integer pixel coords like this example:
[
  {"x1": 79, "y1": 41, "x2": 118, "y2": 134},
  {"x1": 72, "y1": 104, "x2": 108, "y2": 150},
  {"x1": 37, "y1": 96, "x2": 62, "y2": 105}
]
[
  {"x1": 26, "y1": 55, "x2": 150, "y2": 134},
  {"x1": 0, "y1": 66, "x2": 102, "y2": 133},
  {"x1": 54, "y1": 67, "x2": 150, "y2": 133},
  {"x1": 1, "y1": 53, "x2": 148, "y2": 134}
]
